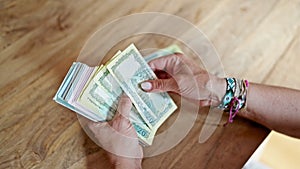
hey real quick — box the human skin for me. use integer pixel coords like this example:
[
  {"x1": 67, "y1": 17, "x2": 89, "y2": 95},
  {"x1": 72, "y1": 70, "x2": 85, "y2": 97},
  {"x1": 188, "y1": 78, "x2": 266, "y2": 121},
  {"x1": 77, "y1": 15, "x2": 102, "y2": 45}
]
[
  {"x1": 81, "y1": 96, "x2": 142, "y2": 169},
  {"x1": 142, "y1": 53, "x2": 300, "y2": 138},
  {"x1": 85, "y1": 53, "x2": 300, "y2": 168}
]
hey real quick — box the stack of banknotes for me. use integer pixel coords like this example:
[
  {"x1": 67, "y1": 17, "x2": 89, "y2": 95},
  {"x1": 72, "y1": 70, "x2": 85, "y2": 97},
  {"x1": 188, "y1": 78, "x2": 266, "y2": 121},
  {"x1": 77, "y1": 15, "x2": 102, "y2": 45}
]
[{"x1": 53, "y1": 44, "x2": 182, "y2": 146}]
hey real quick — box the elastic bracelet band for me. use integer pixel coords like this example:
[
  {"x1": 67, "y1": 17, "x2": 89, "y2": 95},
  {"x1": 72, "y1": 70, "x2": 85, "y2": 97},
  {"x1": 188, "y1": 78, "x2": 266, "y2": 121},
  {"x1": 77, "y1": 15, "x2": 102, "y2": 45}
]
[
  {"x1": 218, "y1": 78, "x2": 236, "y2": 110},
  {"x1": 218, "y1": 78, "x2": 249, "y2": 126},
  {"x1": 241, "y1": 80, "x2": 249, "y2": 109}
]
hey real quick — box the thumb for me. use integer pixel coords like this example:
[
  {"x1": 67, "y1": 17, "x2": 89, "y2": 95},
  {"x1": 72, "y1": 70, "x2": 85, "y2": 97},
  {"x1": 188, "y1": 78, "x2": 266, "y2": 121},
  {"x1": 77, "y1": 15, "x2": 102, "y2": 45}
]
[
  {"x1": 117, "y1": 95, "x2": 132, "y2": 119},
  {"x1": 140, "y1": 78, "x2": 178, "y2": 93}
]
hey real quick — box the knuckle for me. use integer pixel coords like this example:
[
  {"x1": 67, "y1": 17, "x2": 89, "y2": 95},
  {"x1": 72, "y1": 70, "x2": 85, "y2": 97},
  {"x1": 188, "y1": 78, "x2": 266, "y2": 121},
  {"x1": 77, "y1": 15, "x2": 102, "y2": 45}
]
[
  {"x1": 174, "y1": 52, "x2": 184, "y2": 57},
  {"x1": 157, "y1": 79, "x2": 166, "y2": 90},
  {"x1": 153, "y1": 79, "x2": 165, "y2": 90}
]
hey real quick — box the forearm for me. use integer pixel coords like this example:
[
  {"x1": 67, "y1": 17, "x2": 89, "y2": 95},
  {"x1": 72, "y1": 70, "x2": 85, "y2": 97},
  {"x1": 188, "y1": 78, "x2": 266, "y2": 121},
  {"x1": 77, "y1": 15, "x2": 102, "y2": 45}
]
[
  {"x1": 239, "y1": 83, "x2": 300, "y2": 138},
  {"x1": 112, "y1": 157, "x2": 142, "y2": 169},
  {"x1": 115, "y1": 163, "x2": 142, "y2": 169}
]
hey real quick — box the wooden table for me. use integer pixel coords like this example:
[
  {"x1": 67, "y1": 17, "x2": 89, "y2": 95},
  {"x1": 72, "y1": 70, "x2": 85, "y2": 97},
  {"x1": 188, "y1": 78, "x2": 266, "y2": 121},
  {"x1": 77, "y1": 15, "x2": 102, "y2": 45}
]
[{"x1": 1, "y1": 0, "x2": 300, "y2": 168}]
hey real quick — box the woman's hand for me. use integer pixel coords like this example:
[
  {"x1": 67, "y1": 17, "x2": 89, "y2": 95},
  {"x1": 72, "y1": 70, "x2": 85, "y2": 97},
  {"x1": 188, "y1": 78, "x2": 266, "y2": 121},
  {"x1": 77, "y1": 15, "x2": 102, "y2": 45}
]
[
  {"x1": 79, "y1": 96, "x2": 143, "y2": 169},
  {"x1": 141, "y1": 53, "x2": 225, "y2": 106}
]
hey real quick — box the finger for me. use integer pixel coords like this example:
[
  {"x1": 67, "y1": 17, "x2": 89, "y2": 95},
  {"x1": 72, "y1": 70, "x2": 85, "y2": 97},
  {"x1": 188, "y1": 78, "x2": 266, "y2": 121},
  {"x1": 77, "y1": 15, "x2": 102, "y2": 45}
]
[
  {"x1": 117, "y1": 95, "x2": 132, "y2": 119},
  {"x1": 77, "y1": 115, "x2": 108, "y2": 142},
  {"x1": 140, "y1": 78, "x2": 178, "y2": 93},
  {"x1": 154, "y1": 70, "x2": 171, "y2": 79},
  {"x1": 148, "y1": 53, "x2": 182, "y2": 75},
  {"x1": 148, "y1": 53, "x2": 204, "y2": 76}
]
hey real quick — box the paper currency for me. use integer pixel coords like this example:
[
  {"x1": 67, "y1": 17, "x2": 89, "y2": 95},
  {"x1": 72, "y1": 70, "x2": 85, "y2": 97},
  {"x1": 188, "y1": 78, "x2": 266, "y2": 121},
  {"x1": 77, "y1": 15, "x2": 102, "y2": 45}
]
[
  {"x1": 106, "y1": 44, "x2": 177, "y2": 130},
  {"x1": 144, "y1": 44, "x2": 183, "y2": 62},
  {"x1": 54, "y1": 44, "x2": 181, "y2": 145}
]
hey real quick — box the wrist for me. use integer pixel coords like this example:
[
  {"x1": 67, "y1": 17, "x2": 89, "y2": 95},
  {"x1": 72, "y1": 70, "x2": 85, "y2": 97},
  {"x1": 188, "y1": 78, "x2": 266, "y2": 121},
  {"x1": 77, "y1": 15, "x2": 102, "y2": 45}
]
[{"x1": 208, "y1": 76, "x2": 226, "y2": 106}]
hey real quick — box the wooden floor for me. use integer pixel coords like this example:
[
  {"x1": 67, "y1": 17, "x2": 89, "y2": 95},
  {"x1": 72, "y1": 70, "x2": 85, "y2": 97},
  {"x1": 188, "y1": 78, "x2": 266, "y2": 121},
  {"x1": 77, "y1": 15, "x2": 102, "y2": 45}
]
[{"x1": 1, "y1": 0, "x2": 300, "y2": 168}]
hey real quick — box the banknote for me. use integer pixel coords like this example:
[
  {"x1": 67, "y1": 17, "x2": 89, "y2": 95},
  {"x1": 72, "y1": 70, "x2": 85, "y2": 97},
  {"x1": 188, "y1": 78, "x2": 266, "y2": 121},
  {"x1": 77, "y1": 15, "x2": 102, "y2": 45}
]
[
  {"x1": 94, "y1": 66, "x2": 123, "y2": 102},
  {"x1": 68, "y1": 64, "x2": 108, "y2": 121},
  {"x1": 77, "y1": 66, "x2": 116, "y2": 121},
  {"x1": 144, "y1": 44, "x2": 183, "y2": 62},
  {"x1": 54, "y1": 44, "x2": 180, "y2": 145},
  {"x1": 77, "y1": 51, "x2": 124, "y2": 121},
  {"x1": 106, "y1": 43, "x2": 177, "y2": 130},
  {"x1": 130, "y1": 107, "x2": 156, "y2": 146},
  {"x1": 54, "y1": 63, "x2": 102, "y2": 121},
  {"x1": 92, "y1": 63, "x2": 156, "y2": 145}
]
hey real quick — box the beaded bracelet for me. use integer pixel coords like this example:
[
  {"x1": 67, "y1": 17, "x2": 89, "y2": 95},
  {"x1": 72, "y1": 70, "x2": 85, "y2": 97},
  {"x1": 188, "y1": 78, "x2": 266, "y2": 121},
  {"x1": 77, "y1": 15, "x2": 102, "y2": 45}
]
[{"x1": 218, "y1": 78, "x2": 249, "y2": 125}]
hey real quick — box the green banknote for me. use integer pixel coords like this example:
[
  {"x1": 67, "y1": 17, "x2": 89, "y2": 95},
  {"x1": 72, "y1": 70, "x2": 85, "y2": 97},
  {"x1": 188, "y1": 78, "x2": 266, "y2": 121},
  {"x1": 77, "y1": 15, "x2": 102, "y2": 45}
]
[
  {"x1": 93, "y1": 65, "x2": 156, "y2": 145},
  {"x1": 144, "y1": 44, "x2": 183, "y2": 62},
  {"x1": 77, "y1": 66, "x2": 116, "y2": 121},
  {"x1": 106, "y1": 44, "x2": 177, "y2": 130},
  {"x1": 55, "y1": 45, "x2": 180, "y2": 146}
]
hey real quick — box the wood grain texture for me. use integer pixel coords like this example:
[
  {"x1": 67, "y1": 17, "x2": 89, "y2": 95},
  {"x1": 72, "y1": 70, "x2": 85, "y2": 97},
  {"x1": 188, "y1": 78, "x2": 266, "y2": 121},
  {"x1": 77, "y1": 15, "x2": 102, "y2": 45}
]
[{"x1": 1, "y1": 0, "x2": 299, "y2": 168}]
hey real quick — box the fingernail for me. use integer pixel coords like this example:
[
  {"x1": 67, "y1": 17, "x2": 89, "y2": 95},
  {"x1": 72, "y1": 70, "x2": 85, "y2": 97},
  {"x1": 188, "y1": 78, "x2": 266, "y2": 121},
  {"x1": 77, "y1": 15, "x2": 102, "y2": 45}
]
[{"x1": 140, "y1": 82, "x2": 152, "y2": 91}]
